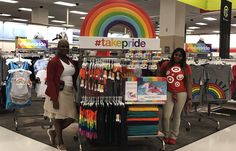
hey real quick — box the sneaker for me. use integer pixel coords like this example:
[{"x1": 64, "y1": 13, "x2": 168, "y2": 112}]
[
  {"x1": 47, "y1": 129, "x2": 56, "y2": 145},
  {"x1": 57, "y1": 144, "x2": 67, "y2": 151},
  {"x1": 168, "y1": 138, "x2": 176, "y2": 145}
]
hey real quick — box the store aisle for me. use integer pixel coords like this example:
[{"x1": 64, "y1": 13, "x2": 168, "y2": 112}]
[
  {"x1": 176, "y1": 124, "x2": 236, "y2": 151},
  {"x1": 0, "y1": 126, "x2": 57, "y2": 151}
]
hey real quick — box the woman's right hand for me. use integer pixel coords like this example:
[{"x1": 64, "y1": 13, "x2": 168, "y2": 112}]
[{"x1": 53, "y1": 101, "x2": 59, "y2": 109}]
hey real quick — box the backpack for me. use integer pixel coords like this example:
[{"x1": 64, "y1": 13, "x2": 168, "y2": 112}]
[
  {"x1": 10, "y1": 70, "x2": 31, "y2": 104},
  {"x1": 5, "y1": 61, "x2": 32, "y2": 110}
]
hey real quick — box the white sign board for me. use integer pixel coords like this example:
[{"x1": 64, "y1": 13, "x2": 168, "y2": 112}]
[
  {"x1": 125, "y1": 81, "x2": 138, "y2": 101},
  {"x1": 79, "y1": 36, "x2": 160, "y2": 50}
]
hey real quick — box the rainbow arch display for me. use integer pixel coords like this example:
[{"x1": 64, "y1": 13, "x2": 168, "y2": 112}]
[
  {"x1": 80, "y1": 0, "x2": 156, "y2": 38},
  {"x1": 207, "y1": 83, "x2": 226, "y2": 99}
]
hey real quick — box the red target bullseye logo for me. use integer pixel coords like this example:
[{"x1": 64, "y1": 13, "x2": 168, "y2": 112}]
[
  {"x1": 166, "y1": 70, "x2": 170, "y2": 75},
  {"x1": 171, "y1": 67, "x2": 181, "y2": 73},
  {"x1": 167, "y1": 76, "x2": 174, "y2": 83},
  {"x1": 176, "y1": 74, "x2": 184, "y2": 81},
  {"x1": 175, "y1": 82, "x2": 180, "y2": 87}
]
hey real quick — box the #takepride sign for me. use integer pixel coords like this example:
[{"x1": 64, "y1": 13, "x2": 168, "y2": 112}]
[
  {"x1": 16, "y1": 38, "x2": 48, "y2": 50},
  {"x1": 79, "y1": 36, "x2": 160, "y2": 50},
  {"x1": 185, "y1": 43, "x2": 212, "y2": 53}
]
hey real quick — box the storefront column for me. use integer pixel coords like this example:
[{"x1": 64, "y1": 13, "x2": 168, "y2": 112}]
[
  {"x1": 31, "y1": 7, "x2": 48, "y2": 25},
  {"x1": 159, "y1": 0, "x2": 186, "y2": 53}
]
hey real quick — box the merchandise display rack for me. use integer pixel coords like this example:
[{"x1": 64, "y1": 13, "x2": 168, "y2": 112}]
[{"x1": 76, "y1": 36, "x2": 166, "y2": 151}]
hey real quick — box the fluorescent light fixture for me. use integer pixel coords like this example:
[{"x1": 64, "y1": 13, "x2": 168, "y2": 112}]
[
  {"x1": 80, "y1": 17, "x2": 85, "y2": 20},
  {"x1": 0, "y1": 0, "x2": 18, "y2": 3},
  {"x1": 51, "y1": 20, "x2": 66, "y2": 23},
  {"x1": 213, "y1": 30, "x2": 220, "y2": 33},
  {"x1": 196, "y1": 22, "x2": 208, "y2": 26},
  {"x1": 70, "y1": 10, "x2": 87, "y2": 15},
  {"x1": 0, "y1": 13, "x2": 11, "y2": 16},
  {"x1": 203, "y1": 17, "x2": 217, "y2": 21},
  {"x1": 62, "y1": 24, "x2": 75, "y2": 27},
  {"x1": 54, "y1": 1, "x2": 76, "y2": 7},
  {"x1": 13, "y1": 18, "x2": 28, "y2": 22},
  {"x1": 150, "y1": 15, "x2": 158, "y2": 18},
  {"x1": 186, "y1": 29, "x2": 194, "y2": 32},
  {"x1": 48, "y1": 16, "x2": 55, "y2": 19},
  {"x1": 231, "y1": 24, "x2": 236, "y2": 27},
  {"x1": 18, "y1": 7, "x2": 32, "y2": 12},
  {"x1": 188, "y1": 26, "x2": 200, "y2": 29}
]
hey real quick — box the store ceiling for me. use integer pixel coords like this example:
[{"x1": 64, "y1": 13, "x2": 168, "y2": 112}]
[{"x1": 0, "y1": 0, "x2": 236, "y2": 35}]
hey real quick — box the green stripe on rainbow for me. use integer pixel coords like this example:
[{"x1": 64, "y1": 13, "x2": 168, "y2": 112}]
[{"x1": 80, "y1": 0, "x2": 155, "y2": 38}]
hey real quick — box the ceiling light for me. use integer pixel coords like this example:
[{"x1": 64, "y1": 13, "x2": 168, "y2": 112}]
[
  {"x1": 54, "y1": 1, "x2": 76, "y2": 7},
  {"x1": 18, "y1": 7, "x2": 32, "y2": 12},
  {"x1": 188, "y1": 26, "x2": 200, "y2": 29},
  {"x1": 80, "y1": 17, "x2": 85, "y2": 20},
  {"x1": 48, "y1": 16, "x2": 55, "y2": 19},
  {"x1": 62, "y1": 24, "x2": 75, "y2": 27},
  {"x1": 186, "y1": 29, "x2": 194, "y2": 32},
  {"x1": 0, "y1": 0, "x2": 18, "y2": 3},
  {"x1": 231, "y1": 24, "x2": 236, "y2": 27},
  {"x1": 13, "y1": 18, "x2": 28, "y2": 22},
  {"x1": 70, "y1": 10, "x2": 87, "y2": 15},
  {"x1": 0, "y1": 13, "x2": 11, "y2": 16},
  {"x1": 150, "y1": 15, "x2": 158, "y2": 18},
  {"x1": 196, "y1": 22, "x2": 208, "y2": 26},
  {"x1": 51, "y1": 20, "x2": 66, "y2": 23},
  {"x1": 213, "y1": 31, "x2": 220, "y2": 33},
  {"x1": 203, "y1": 17, "x2": 217, "y2": 21}
]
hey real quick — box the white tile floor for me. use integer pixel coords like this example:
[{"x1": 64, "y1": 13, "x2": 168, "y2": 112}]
[
  {"x1": 176, "y1": 124, "x2": 236, "y2": 151},
  {"x1": 1, "y1": 124, "x2": 236, "y2": 151},
  {"x1": 0, "y1": 126, "x2": 57, "y2": 151}
]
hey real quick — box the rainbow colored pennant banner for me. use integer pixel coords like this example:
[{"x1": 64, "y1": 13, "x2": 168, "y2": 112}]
[
  {"x1": 185, "y1": 43, "x2": 212, "y2": 53},
  {"x1": 16, "y1": 38, "x2": 48, "y2": 50}
]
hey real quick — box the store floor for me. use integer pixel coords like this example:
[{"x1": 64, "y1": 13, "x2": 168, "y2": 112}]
[
  {"x1": 1, "y1": 124, "x2": 236, "y2": 151},
  {"x1": 1, "y1": 100, "x2": 236, "y2": 151}
]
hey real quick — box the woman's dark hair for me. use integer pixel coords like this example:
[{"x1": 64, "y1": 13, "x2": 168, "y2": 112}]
[{"x1": 167, "y1": 48, "x2": 187, "y2": 69}]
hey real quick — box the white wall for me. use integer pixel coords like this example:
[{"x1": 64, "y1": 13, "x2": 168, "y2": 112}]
[
  {"x1": 186, "y1": 34, "x2": 236, "y2": 49},
  {"x1": 0, "y1": 41, "x2": 15, "y2": 52}
]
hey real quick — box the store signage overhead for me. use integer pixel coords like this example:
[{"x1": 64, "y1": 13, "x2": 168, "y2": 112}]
[
  {"x1": 16, "y1": 38, "x2": 48, "y2": 50},
  {"x1": 219, "y1": 0, "x2": 232, "y2": 59},
  {"x1": 79, "y1": 36, "x2": 160, "y2": 50}
]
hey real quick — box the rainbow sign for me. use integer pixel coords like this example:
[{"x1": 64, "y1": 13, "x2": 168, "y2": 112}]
[
  {"x1": 80, "y1": 0, "x2": 156, "y2": 38},
  {"x1": 16, "y1": 38, "x2": 48, "y2": 50},
  {"x1": 185, "y1": 43, "x2": 212, "y2": 53},
  {"x1": 207, "y1": 83, "x2": 225, "y2": 99}
]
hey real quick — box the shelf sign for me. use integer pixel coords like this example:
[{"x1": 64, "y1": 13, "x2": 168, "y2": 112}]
[
  {"x1": 16, "y1": 38, "x2": 48, "y2": 50},
  {"x1": 79, "y1": 36, "x2": 160, "y2": 50},
  {"x1": 185, "y1": 43, "x2": 212, "y2": 53},
  {"x1": 125, "y1": 77, "x2": 167, "y2": 104}
]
